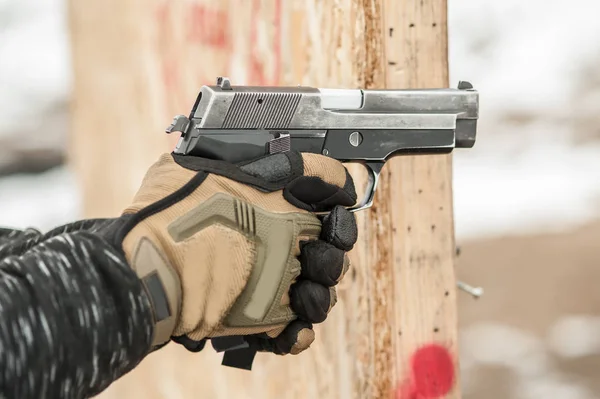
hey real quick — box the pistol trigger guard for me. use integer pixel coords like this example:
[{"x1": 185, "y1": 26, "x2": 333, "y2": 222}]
[{"x1": 347, "y1": 162, "x2": 383, "y2": 213}]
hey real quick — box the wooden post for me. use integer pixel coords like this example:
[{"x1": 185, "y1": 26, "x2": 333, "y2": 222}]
[
  {"x1": 68, "y1": 0, "x2": 459, "y2": 398},
  {"x1": 380, "y1": 1, "x2": 460, "y2": 397}
]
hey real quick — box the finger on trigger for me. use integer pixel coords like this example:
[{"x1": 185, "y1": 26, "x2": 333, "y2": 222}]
[{"x1": 299, "y1": 241, "x2": 345, "y2": 286}]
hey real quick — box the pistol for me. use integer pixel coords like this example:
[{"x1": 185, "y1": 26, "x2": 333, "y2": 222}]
[{"x1": 166, "y1": 77, "x2": 479, "y2": 212}]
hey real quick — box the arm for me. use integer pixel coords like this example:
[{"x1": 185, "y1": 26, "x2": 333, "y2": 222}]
[
  {"x1": 0, "y1": 219, "x2": 114, "y2": 258},
  {"x1": 0, "y1": 227, "x2": 42, "y2": 258},
  {"x1": 0, "y1": 221, "x2": 154, "y2": 399},
  {"x1": 0, "y1": 150, "x2": 357, "y2": 397}
]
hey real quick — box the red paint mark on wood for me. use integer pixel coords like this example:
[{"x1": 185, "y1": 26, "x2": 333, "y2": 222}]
[
  {"x1": 161, "y1": 59, "x2": 179, "y2": 93},
  {"x1": 186, "y1": 5, "x2": 229, "y2": 48},
  {"x1": 273, "y1": 0, "x2": 282, "y2": 84},
  {"x1": 396, "y1": 344, "x2": 455, "y2": 399},
  {"x1": 154, "y1": 2, "x2": 232, "y2": 105},
  {"x1": 155, "y1": 4, "x2": 181, "y2": 97},
  {"x1": 248, "y1": 0, "x2": 282, "y2": 85},
  {"x1": 155, "y1": 3, "x2": 169, "y2": 27},
  {"x1": 249, "y1": 0, "x2": 265, "y2": 84}
]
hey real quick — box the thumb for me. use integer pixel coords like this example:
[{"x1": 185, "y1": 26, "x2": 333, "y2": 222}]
[{"x1": 283, "y1": 153, "x2": 357, "y2": 212}]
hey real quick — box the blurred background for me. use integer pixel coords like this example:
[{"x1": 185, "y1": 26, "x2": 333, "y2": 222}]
[{"x1": 1, "y1": 0, "x2": 599, "y2": 398}]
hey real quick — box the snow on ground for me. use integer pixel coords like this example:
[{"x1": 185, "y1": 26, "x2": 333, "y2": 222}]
[{"x1": 461, "y1": 322, "x2": 599, "y2": 399}]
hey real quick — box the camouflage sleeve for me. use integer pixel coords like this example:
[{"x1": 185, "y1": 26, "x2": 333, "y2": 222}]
[{"x1": 0, "y1": 221, "x2": 155, "y2": 399}]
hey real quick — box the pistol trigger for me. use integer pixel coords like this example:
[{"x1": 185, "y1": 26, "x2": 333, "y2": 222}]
[{"x1": 347, "y1": 162, "x2": 383, "y2": 213}]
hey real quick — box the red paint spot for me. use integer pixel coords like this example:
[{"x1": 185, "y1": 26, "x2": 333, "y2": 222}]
[
  {"x1": 249, "y1": 0, "x2": 265, "y2": 84},
  {"x1": 154, "y1": 1, "x2": 232, "y2": 120},
  {"x1": 161, "y1": 60, "x2": 178, "y2": 93},
  {"x1": 248, "y1": 0, "x2": 282, "y2": 85},
  {"x1": 273, "y1": 0, "x2": 282, "y2": 83},
  {"x1": 396, "y1": 344, "x2": 455, "y2": 399},
  {"x1": 155, "y1": 3, "x2": 169, "y2": 26},
  {"x1": 186, "y1": 5, "x2": 229, "y2": 48}
]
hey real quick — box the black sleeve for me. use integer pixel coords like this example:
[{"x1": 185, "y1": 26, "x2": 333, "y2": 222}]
[
  {"x1": 0, "y1": 227, "x2": 44, "y2": 258},
  {"x1": 0, "y1": 219, "x2": 112, "y2": 259},
  {"x1": 0, "y1": 220, "x2": 155, "y2": 399}
]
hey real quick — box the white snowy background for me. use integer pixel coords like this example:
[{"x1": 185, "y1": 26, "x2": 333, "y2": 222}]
[
  {"x1": 0, "y1": 0, "x2": 76, "y2": 230},
  {"x1": 0, "y1": 0, "x2": 599, "y2": 398},
  {"x1": 450, "y1": 0, "x2": 600, "y2": 240}
]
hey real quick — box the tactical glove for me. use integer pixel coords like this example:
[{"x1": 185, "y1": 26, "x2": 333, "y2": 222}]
[{"x1": 109, "y1": 151, "x2": 357, "y2": 366}]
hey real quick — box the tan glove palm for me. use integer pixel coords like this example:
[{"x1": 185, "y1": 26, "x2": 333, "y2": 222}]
[{"x1": 116, "y1": 151, "x2": 357, "y2": 361}]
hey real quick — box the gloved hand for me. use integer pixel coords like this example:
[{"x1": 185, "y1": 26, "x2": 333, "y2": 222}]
[{"x1": 109, "y1": 151, "x2": 358, "y2": 361}]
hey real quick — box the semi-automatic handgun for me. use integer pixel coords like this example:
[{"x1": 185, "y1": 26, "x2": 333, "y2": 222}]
[
  {"x1": 167, "y1": 77, "x2": 478, "y2": 212},
  {"x1": 165, "y1": 77, "x2": 479, "y2": 369}
]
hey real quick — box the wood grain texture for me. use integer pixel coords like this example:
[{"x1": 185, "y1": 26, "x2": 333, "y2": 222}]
[
  {"x1": 68, "y1": 0, "x2": 458, "y2": 397},
  {"x1": 382, "y1": 1, "x2": 460, "y2": 398}
]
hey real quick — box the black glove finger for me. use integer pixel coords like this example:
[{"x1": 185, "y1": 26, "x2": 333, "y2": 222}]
[
  {"x1": 278, "y1": 320, "x2": 315, "y2": 355},
  {"x1": 171, "y1": 335, "x2": 207, "y2": 352},
  {"x1": 290, "y1": 280, "x2": 337, "y2": 323},
  {"x1": 320, "y1": 205, "x2": 358, "y2": 251},
  {"x1": 299, "y1": 240, "x2": 349, "y2": 286},
  {"x1": 246, "y1": 320, "x2": 315, "y2": 355}
]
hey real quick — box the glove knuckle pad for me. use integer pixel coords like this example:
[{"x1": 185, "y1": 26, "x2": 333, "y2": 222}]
[
  {"x1": 290, "y1": 280, "x2": 330, "y2": 324},
  {"x1": 299, "y1": 241, "x2": 345, "y2": 286},
  {"x1": 321, "y1": 206, "x2": 358, "y2": 251}
]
